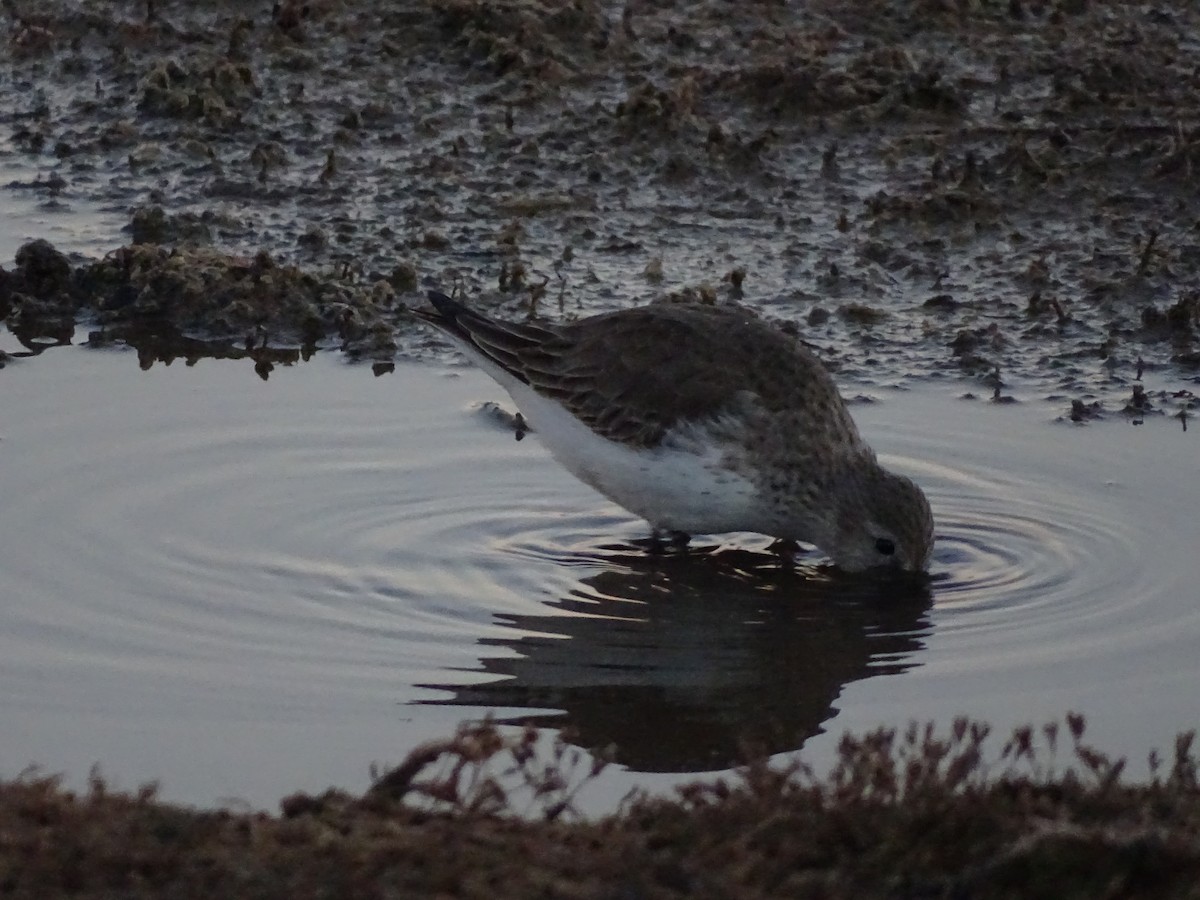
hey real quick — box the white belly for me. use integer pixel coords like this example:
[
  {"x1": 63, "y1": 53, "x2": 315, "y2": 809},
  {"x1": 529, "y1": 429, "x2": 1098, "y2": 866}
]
[{"x1": 504, "y1": 379, "x2": 764, "y2": 535}]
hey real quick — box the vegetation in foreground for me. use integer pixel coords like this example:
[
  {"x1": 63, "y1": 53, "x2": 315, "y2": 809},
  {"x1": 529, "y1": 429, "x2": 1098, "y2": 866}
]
[{"x1": 2, "y1": 715, "x2": 1199, "y2": 899}]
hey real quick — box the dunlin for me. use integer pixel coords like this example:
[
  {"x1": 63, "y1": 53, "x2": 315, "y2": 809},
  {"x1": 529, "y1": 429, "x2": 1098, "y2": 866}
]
[{"x1": 414, "y1": 291, "x2": 934, "y2": 573}]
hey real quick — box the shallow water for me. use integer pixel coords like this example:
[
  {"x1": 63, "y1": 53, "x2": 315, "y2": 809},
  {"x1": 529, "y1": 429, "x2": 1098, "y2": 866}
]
[
  {"x1": 1, "y1": 341, "x2": 1196, "y2": 808},
  {"x1": 0, "y1": 153, "x2": 123, "y2": 261}
]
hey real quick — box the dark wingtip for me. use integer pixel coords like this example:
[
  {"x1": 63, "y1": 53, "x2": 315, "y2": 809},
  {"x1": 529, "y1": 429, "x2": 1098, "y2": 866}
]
[
  {"x1": 426, "y1": 289, "x2": 464, "y2": 319},
  {"x1": 416, "y1": 290, "x2": 481, "y2": 345}
]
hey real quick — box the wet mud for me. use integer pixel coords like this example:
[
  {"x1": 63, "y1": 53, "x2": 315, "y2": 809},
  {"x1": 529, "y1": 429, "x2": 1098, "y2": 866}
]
[{"x1": 2, "y1": 0, "x2": 1199, "y2": 419}]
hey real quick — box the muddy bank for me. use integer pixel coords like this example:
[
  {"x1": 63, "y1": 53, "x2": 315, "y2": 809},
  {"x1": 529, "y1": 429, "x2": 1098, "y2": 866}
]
[
  {"x1": 2, "y1": 717, "x2": 1199, "y2": 899},
  {"x1": 1, "y1": 0, "x2": 1199, "y2": 414}
]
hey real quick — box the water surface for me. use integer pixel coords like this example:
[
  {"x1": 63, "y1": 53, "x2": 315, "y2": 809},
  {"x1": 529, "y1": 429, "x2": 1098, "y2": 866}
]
[{"x1": 1, "y1": 345, "x2": 1196, "y2": 807}]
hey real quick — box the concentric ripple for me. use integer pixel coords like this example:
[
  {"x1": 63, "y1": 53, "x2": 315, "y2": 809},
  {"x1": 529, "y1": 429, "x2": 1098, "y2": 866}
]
[
  {"x1": 850, "y1": 395, "x2": 1200, "y2": 695},
  {"x1": 2, "y1": 350, "x2": 1198, "y2": 803},
  {"x1": 913, "y1": 452, "x2": 1149, "y2": 652}
]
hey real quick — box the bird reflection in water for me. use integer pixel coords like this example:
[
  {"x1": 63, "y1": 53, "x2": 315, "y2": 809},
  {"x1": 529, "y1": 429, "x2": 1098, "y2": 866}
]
[{"x1": 419, "y1": 543, "x2": 933, "y2": 772}]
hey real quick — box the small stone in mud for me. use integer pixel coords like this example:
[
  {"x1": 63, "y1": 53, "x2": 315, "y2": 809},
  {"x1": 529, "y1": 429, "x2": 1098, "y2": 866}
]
[
  {"x1": 950, "y1": 326, "x2": 1005, "y2": 357},
  {"x1": 249, "y1": 141, "x2": 289, "y2": 173},
  {"x1": 388, "y1": 262, "x2": 418, "y2": 293},
  {"x1": 422, "y1": 231, "x2": 450, "y2": 251},
  {"x1": 923, "y1": 294, "x2": 958, "y2": 312},
  {"x1": 807, "y1": 307, "x2": 830, "y2": 327},
  {"x1": 838, "y1": 303, "x2": 886, "y2": 326},
  {"x1": 372, "y1": 362, "x2": 395, "y2": 377},
  {"x1": 273, "y1": 0, "x2": 310, "y2": 39},
  {"x1": 130, "y1": 206, "x2": 211, "y2": 245},
  {"x1": 1068, "y1": 399, "x2": 1103, "y2": 422},
  {"x1": 12, "y1": 240, "x2": 72, "y2": 299},
  {"x1": 297, "y1": 225, "x2": 328, "y2": 252}
]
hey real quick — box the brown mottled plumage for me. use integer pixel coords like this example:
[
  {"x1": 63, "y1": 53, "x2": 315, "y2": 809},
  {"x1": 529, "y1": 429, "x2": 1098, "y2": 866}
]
[{"x1": 414, "y1": 291, "x2": 934, "y2": 574}]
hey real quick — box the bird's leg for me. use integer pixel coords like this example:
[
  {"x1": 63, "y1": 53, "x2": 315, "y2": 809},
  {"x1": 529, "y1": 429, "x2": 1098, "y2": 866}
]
[
  {"x1": 768, "y1": 538, "x2": 801, "y2": 568},
  {"x1": 650, "y1": 528, "x2": 691, "y2": 553}
]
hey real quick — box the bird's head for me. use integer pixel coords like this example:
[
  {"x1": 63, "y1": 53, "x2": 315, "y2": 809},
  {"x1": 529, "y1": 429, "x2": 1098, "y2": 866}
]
[{"x1": 826, "y1": 463, "x2": 934, "y2": 575}]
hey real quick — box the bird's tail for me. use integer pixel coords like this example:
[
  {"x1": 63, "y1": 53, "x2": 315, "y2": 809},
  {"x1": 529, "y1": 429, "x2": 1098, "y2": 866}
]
[
  {"x1": 410, "y1": 290, "x2": 481, "y2": 344},
  {"x1": 411, "y1": 290, "x2": 557, "y2": 386}
]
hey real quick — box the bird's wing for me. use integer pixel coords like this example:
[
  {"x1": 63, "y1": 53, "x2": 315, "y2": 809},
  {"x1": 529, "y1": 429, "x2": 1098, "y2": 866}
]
[{"x1": 415, "y1": 292, "x2": 856, "y2": 450}]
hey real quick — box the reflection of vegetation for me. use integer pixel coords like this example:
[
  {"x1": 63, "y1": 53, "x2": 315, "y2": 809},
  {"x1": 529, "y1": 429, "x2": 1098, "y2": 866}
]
[
  {"x1": 89, "y1": 324, "x2": 311, "y2": 380},
  {"x1": 0, "y1": 234, "x2": 404, "y2": 378},
  {"x1": 5, "y1": 715, "x2": 1199, "y2": 898},
  {"x1": 422, "y1": 544, "x2": 931, "y2": 771},
  {"x1": 2, "y1": 240, "x2": 402, "y2": 365}
]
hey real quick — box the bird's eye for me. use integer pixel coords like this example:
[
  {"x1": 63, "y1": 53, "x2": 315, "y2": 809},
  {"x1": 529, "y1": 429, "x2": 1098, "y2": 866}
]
[{"x1": 875, "y1": 537, "x2": 896, "y2": 556}]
